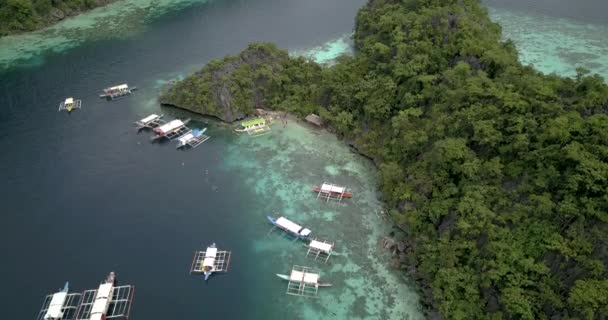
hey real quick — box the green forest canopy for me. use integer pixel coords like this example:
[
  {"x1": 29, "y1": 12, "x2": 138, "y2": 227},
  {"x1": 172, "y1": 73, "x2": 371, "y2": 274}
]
[
  {"x1": 162, "y1": 0, "x2": 608, "y2": 318},
  {"x1": 0, "y1": 0, "x2": 103, "y2": 36}
]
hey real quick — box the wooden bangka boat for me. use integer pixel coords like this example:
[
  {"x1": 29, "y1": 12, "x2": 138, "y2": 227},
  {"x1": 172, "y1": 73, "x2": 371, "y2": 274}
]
[
  {"x1": 276, "y1": 273, "x2": 332, "y2": 287},
  {"x1": 235, "y1": 117, "x2": 271, "y2": 136},
  {"x1": 151, "y1": 118, "x2": 191, "y2": 141},
  {"x1": 312, "y1": 187, "x2": 353, "y2": 198},
  {"x1": 176, "y1": 128, "x2": 209, "y2": 149},
  {"x1": 58, "y1": 97, "x2": 82, "y2": 113},
  {"x1": 267, "y1": 216, "x2": 311, "y2": 240},
  {"x1": 99, "y1": 84, "x2": 137, "y2": 100}
]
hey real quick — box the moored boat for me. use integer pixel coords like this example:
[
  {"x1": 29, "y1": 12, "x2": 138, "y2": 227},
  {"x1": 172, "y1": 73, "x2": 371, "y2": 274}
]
[
  {"x1": 189, "y1": 243, "x2": 231, "y2": 282},
  {"x1": 312, "y1": 185, "x2": 353, "y2": 198},
  {"x1": 176, "y1": 128, "x2": 209, "y2": 149},
  {"x1": 99, "y1": 84, "x2": 137, "y2": 100},
  {"x1": 58, "y1": 97, "x2": 82, "y2": 113},
  {"x1": 276, "y1": 273, "x2": 332, "y2": 287},
  {"x1": 267, "y1": 216, "x2": 311, "y2": 240},
  {"x1": 151, "y1": 118, "x2": 191, "y2": 141},
  {"x1": 235, "y1": 117, "x2": 271, "y2": 136}
]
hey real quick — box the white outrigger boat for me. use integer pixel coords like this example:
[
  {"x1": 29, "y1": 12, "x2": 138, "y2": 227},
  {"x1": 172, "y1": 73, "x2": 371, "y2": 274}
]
[
  {"x1": 277, "y1": 265, "x2": 332, "y2": 298},
  {"x1": 134, "y1": 114, "x2": 165, "y2": 130},
  {"x1": 267, "y1": 216, "x2": 311, "y2": 240},
  {"x1": 190, "y1": 243, "x2": 231, "y2": 281},
  {"x1": 234, "y1": 117, "x2": 271, "y2": 136},
  {"x1": 58, "y1": 97, "x2": 82, "y2": 113},
  {"x1": 75, "y1": 272, "x2": 135, "y2": 320},
  {"x1": 176, "y1": 128, "x2": 210, "y2": 149},
  {"x1": 276, "y1": 273, "x2": 332, "y2": 287},
  {"x1": 151, "y1": 118, "x2": 191, "y2": 141},
  {"x1": 99, "y1": 84, "x2": 137, "y2": 100},
  {"x1": 37, "y1": 282, "x2": 81, "y2": 320}
]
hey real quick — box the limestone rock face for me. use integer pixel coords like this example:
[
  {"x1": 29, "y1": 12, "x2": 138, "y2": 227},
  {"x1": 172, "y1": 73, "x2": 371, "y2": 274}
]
[
  {"x1": 160, "y1": 43, "x2": 289, "y2": 122},
  {"x1": 49, "y1": 8, "x2": 66, "y2": 20}
]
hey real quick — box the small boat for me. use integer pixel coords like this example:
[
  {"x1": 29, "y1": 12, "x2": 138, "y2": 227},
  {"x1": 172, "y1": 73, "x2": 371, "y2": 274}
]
[
  {"x1": 41, "y1": 282, "x2": 71, "y2": 319},
  {"x1": 276, "y1": 273, "x2": 332, "y2": 287},
  {"x1": 151, "y1": 118, "x2": 191, "y2": 141},
  {"x1": 58, "y1": 97, "x2": 82, "y2": 113},
  {"x1": 312, "y1": 184, "x2": 353, "y2": 198},
  {"x1": 203, "y1": 243, "x2": 217, "y2": 281},
  {"x1": 74, "y1": 272, "x2": 135, "y2": 320},
  {"x1": 189, "y1": 243, "x2": 231, "y2": 281},
  {"x1": 235, "y1": 117, "x2": 271, "y2": 136},
  {"x1": 176, "y1": 128, "x2": 209, "y2": 149},
  {"x1": 99, "y1": 84, "x2": 137, "y2": 100},
  {"x1": 267, "y1": 216, "x2": 311, "y2": 239},
  {"x1": 135, "y1": 114, "x2": 165, "y2": 130}
]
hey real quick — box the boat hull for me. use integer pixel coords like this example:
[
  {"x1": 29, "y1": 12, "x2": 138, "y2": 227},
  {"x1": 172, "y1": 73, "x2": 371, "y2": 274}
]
[
  {"x1": 312, "y1": 187, "x2": 353, "y2": 198},
  {"x1": 267, "y1": 216, "x2": 277, "y2": 225}
]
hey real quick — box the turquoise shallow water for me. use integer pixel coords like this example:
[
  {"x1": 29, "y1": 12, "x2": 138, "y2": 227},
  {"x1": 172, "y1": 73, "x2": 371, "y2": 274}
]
[
  {"x1": 221, "y1": 120, "x2": 423, "y2": 319},
  {"x1": 488, "y1": 7, "x2": 608, "y2": 80}
]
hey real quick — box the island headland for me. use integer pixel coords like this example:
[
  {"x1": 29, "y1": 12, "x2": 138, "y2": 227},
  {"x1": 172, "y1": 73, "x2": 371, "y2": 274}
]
[{"x1": 161, "y1": 0, "x2": 608, "y2": 319}]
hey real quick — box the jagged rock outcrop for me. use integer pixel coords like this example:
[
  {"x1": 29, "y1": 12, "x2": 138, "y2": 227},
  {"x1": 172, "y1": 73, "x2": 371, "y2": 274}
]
[{"x1": 160, "y1": 43, "x2": 291, "y2": 122}]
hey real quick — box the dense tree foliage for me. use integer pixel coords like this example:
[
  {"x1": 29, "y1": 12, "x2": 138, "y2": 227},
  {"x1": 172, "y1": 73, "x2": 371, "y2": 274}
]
[
  {"x1": 164, "y1": 0, "x2": 608, "y2": 318},
  {"x1": 0, "y1": 0, "x2": 107, "y2": 36}
]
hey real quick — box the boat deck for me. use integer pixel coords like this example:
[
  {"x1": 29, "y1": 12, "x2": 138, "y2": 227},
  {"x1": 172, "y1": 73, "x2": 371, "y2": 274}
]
[
  {"x1": 285, "y1": 265, "x2": 320, "y2": 298},
  {"x1": 178, "y1": 133, "x2": 210, "y2": 149},
  {"x1": 246, "y1": 125, "x2": 271, "y2": 136},
  {"x1": 315, "y1": 182, "x2": 351, "y2": 202},
  {"x1": 135, "y1": 114, "x2": 165, "y2": 130},
  {"x1": 190, "y1": 249, "x2": 231, "y2": 274},
  {"x1": 268, "y1": 216, "x2": 311, "y2": 240},
  {"x1": 75, "y1": 285, "x2": 134, "y2": 320},
  {"x1": 37, "y1": 292, "x2": 81, "y2": 320},
  {"x1": 306, "y1": 239, "x2": 334, "y2": 263},
  {"x1": 58, "y1": 100, "x2": 82, "y2": 112},
  {"x1": 100, "y1": 87, "x2": 137, "y2": 100},
  {"x1": 165, "y1": 127, "x2": 191, "y2": 141}
]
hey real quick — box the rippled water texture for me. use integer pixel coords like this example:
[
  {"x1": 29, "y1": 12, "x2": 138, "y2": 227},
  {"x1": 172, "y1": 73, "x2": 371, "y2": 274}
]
[{"x1": 488, "y1": 7, "x2": 608, "y2": 79}]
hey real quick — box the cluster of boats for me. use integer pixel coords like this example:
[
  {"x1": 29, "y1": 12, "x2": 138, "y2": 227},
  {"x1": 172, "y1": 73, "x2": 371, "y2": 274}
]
[
  {"x1": 58, "y1": 84, "x2": 136, "y2": 113},
  {"x1": 264, "y1": 183, "x2": 353, "y2": 296},
  {"x1": 188, "y1": 182, "x2": 351, "y2": 298},
  {"x1": 135, "y1": 114, "x2": 210, "y2": 149},
  {"x1": 37, "y1": 272, "x2": 134, "y2": 320}
]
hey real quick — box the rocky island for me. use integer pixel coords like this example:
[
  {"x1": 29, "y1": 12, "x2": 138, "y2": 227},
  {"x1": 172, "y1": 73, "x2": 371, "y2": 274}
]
[{"x1": 161, "y1": 0, "x2": 608, "y2": 319}]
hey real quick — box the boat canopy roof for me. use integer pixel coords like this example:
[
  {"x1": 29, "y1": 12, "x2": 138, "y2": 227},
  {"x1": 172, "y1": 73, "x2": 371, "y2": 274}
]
[
  {"x1": 321, "y1": 183, "x2": 345, "y2": 193},
  {"x1": 309, "y1": 240, "x2": 333, "y2": 253},
  {"x1": 157, "y1": 119, "x2": 184, "y2": 133},
  {"x1": 290, "y1": 270, "x2": 319, "y2": 284},
  {"x1": 241, "y1": 117, "x2": 265, "y2": 128},
  {"x1": 97, "y1": 283, "x2": 113, "y2": 299},
  {"x1": 178, "y1": 133, "x2": 194, "y2": 143},
  {"x1": 108, "y1": 84, "x2": 129, "y2": 90},
  {"x1": 46, "y1": 292, "x2": 68, "y2": 318},
  {"x1": 141, "y1": 114, "x2": 159, "y2": 124},
  {"x1": 276, "y1": 217, "x2": 308, "y2": 235},
  {"x1": 203, "y1": 247, "x2": 218, "y2": 267},
  {"x1": 65, "y1": 97, "x2": 74, "y2": 104}
]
